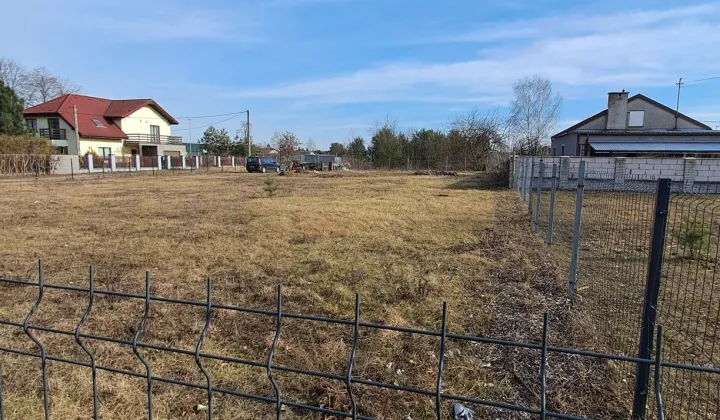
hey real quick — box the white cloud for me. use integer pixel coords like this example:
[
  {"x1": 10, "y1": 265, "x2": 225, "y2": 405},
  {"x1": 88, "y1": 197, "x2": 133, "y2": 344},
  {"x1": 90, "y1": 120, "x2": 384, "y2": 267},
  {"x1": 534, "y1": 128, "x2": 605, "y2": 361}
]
[{"x1": 229, "y1": 4, "x2": 720, "y2": 104}]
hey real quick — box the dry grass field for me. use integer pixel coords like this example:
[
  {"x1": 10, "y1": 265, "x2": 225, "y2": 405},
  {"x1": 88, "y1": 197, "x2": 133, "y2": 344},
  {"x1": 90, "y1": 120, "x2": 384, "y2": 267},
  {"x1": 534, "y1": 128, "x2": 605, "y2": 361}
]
[{"x1": 0, "y1": 171, "x2": 625, "y2": 419}]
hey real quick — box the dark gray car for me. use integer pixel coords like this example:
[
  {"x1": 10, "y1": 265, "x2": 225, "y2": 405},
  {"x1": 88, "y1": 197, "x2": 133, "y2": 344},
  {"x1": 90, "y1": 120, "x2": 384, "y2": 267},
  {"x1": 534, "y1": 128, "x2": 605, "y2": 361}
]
[{"x1": 246, "y1": 156, "x2": 280, "y2": 173}]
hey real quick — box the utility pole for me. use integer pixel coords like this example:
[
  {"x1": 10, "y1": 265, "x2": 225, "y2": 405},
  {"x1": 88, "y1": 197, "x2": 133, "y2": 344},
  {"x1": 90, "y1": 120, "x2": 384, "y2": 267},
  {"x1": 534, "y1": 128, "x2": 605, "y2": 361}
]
[
  {"x1": 73, "y1": 105, "x2": 80, "y2": 155},
  {"x1": 675, "y1": 77, "x2": 683, "y2": 129},
  {"x1": 246, "y1": 110, "x2": 251, "y2": 157}
]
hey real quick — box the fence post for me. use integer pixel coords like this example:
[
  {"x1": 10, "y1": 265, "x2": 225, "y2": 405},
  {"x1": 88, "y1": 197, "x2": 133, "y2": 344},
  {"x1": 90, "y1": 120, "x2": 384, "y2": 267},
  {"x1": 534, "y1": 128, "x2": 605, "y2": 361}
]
[
  {"x1": 182, "y1": 157, "x2": 187, "y2": 170},
  {"x1": 528, "y1": 158, "x2": 536, "y2": 215},
  {"x1": 194, "y1": 156, "x2": 200, "y2": 170},
  {"x1": 110, "y1": 154, "x2": 116, "y2": 172},
  {"x1": 534, "y1": 160, "x2": 543, "y2": 233},
  {"x1": 70, "y1": 158, "x2": 74, "y2": 180},
  {"x1": 165, "y1": 156, "x2": 172, "y2": 170},
  {"x1": 547, "y1": 164, "x2": 557, "y2": 247},
  {"x1": 560, "y1": 157, "x2": 569, "y2": 189},
  {"x1": 157, "y1": 156, "x2": 163, "y2": 171},
  {"x1": 632, "y1": 178, "x2": 672, "y2": 420},
  {"x1": 568, "y1": 160, "x2": 585, "y2": 298},
  {"x1": 135, "y1": 155, "x2": 141, "y2": 171},
  {"x1": 683, "y1": 157, "x2": 696, "y2": 193},
  {"x1": 520, "y1": 158, "x2": 526, "y2": 198},
  {"x1": 86, "y1": 154, "x2": 93, "y2": 173}
]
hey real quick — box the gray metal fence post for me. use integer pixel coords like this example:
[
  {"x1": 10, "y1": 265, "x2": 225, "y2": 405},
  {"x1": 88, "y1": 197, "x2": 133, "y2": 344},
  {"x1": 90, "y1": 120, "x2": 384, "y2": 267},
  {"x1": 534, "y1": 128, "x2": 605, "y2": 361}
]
[
  {"x1": 534, "y1": 160, "x2": 543, "y2": 233},
  {"x1": 529, "y1": 158, "x2": 536, "y2": 214},
  {"x1": 547, "y1": 164, "x2": 557, "y2": 247},
  {"x1": 632, "y1": 178, "x2": 672, "y2": 420},
  {"x1": 520, "y1": 159, "x2": 526, "y2": 199},
  {"x1": 569, "y1": 160, "x2": 586, "y2": 298}
]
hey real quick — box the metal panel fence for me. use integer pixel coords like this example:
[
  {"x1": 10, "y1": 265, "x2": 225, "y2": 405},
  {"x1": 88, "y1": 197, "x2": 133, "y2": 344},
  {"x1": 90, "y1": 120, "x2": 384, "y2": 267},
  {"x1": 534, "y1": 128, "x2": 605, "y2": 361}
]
[
  {"x1": 515, "y1": 155, "x2": 720, "y2": 419},
  {"x1": 0, "y1": 261, "x2": 712, "y2": 420}
]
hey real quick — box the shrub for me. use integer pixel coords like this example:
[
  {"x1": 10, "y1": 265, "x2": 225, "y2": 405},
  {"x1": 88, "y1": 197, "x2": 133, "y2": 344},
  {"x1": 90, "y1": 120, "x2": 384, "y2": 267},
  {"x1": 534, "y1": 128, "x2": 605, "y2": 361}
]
[
  {"x1": 263, "y1": 176, "x2": 278, "y2": 197},
  {"x1": 677, "y1": 216, "x2": 711, "y2": 259},
  {"x1": 0, "y1": 135, "x2": 53, "y2": 155}
]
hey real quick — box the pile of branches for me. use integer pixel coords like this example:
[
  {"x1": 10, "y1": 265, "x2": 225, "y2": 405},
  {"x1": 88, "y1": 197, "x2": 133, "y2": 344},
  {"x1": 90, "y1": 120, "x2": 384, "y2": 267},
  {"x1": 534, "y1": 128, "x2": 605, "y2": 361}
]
[{"x1": 412, "y1": 170, "x2": 458, "y2": 176}]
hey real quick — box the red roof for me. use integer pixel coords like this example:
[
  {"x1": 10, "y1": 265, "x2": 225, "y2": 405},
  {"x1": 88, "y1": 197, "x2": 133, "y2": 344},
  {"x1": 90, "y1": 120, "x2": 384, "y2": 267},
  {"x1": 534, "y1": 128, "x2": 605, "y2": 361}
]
[{"x1": 24, "y1": 94, "x2": 179, "y2": 140}]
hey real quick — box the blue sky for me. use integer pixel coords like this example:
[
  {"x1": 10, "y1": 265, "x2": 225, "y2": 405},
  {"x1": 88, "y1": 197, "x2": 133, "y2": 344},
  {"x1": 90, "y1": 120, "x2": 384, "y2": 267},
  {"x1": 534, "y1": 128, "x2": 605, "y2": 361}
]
[{"x1": 2, "y1": 0, "x2": 720, "y2": 148}]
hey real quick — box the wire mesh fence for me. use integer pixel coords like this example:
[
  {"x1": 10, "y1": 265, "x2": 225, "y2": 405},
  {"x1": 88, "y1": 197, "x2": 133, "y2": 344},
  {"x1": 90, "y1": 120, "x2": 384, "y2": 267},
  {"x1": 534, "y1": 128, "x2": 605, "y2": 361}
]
[
  {"x1": 513, "y1": 155, "x2": 720, "y2": 419},
  {"x1": 0, "y1": 261, "x2": 713, "y2": 420}
]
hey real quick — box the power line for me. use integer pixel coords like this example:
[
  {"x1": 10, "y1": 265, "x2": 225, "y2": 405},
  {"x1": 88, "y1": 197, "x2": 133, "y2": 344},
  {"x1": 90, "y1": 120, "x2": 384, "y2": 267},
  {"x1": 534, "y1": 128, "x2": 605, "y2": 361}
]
[
  {"x1": 176, "y1": 111, "x2": 247, "y2": 119},
  {"x1": 171, "y1": 112, "x2": 247, "y2": 132},
  {"x1": 684, "y1": 75, "x2": 720, "y2": 85}
]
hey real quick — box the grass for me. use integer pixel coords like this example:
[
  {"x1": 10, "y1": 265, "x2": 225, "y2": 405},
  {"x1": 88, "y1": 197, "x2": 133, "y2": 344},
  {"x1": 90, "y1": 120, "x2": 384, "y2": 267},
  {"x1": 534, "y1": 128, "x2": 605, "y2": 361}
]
[
  {"x1": 531, "y1": 184, "x2": 720, "y2": 418},
  {"x1": 0, "y1": 171, "x2": 625, "y2": 419}
]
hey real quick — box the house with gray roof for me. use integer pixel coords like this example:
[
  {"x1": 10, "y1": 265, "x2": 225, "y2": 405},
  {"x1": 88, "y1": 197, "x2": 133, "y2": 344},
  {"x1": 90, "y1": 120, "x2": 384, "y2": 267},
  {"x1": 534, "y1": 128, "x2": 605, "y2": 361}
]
[{"x1": 551, "y1": 91, "x2": 720, "y2": 157}]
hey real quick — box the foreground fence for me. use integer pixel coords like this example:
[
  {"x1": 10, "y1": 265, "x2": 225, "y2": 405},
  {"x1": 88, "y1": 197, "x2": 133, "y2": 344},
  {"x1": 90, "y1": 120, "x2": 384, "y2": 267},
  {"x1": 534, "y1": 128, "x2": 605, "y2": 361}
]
[
  {"x1": 0, "y1": 262, "x2": 718, "y2": 419},
  {"x1": 514, "y1": 156, "x2": 720, "y2": 419}
]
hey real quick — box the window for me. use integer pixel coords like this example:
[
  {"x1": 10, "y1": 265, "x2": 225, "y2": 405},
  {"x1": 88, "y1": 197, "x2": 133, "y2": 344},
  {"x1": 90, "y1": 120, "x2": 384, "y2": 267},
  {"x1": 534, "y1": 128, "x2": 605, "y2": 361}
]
[
  {"x1": 26, "y1": 119, "x2": 37, "y2": 131},
  {"x1": 628, "y1": 110, "x2": 645, "y2": 127},
  {"x1": 150, "y1": 125, "x2": 160, "y2": 142},
  {"x1": 47, "y1": 118, "x2": 60, "y2": 129},
  {"x1": 99, "y1": 147, "x2": 111, "y2": 157},
  {"x1": 561, "y1": 145, "x2": 565, "y2": 156},
  {"x1": 92, "y1": 119, "x2": 106, "y2": 128}
]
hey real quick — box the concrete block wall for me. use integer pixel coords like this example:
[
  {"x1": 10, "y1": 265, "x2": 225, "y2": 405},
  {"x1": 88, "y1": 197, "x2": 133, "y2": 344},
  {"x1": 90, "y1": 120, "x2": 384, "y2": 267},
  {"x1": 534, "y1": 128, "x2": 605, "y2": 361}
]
[{"x1": 515, "y1": 156, "x2": 720, "y2": 191}]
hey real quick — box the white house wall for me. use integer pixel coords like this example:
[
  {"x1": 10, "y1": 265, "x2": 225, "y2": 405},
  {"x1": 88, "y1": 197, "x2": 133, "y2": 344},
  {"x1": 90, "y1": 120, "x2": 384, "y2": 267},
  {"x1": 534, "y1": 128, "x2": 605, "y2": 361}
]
[
  {"x1": 31, "y1": 116, "x2": 79, "y2": 154},
  {"x1": 119, "y1": 106, "x2": 173, "y2": 136}
]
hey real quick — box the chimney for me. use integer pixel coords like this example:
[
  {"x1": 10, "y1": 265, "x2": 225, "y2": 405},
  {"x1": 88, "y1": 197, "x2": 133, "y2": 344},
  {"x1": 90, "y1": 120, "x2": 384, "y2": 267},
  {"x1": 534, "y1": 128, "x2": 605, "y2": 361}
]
[{"x1": 606, "y1": 90, "x2": 629, "y2": 130}]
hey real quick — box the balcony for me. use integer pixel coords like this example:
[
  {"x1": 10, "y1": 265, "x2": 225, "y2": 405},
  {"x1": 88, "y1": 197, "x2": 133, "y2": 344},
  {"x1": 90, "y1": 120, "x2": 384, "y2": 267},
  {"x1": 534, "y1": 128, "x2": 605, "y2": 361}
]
[
  {"x1": 38, "y1": 128, "x2": 67, "y2": 140},
  {"x1": 126, "y1": 134, "x2": 183, "y2": 145}
]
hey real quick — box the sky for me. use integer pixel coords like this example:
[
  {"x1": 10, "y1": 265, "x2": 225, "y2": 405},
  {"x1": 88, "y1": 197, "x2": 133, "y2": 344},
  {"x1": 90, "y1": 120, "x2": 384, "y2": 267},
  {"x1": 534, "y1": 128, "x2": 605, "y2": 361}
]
[{"x1": 2, "y1": 0, "x2": 720, "y2": 149}]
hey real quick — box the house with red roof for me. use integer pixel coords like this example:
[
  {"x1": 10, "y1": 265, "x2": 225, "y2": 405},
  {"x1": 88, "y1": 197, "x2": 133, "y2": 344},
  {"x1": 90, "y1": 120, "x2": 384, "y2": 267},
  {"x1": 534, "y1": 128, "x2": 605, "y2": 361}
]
[{"x1": 23, "y1": 94, "x2": 185, "y2": 158}]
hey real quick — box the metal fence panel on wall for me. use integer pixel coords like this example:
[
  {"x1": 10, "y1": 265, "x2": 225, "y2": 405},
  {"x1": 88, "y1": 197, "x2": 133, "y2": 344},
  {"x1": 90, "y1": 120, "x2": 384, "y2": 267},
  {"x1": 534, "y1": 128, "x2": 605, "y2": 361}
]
[{"x1": 657, "y1": 191, "x2": 720, "y2": 418}]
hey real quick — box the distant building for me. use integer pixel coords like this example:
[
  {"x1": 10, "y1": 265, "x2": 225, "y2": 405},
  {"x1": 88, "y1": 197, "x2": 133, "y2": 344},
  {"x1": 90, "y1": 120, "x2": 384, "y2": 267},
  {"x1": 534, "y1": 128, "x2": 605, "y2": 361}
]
[
  {"x1": 184, "y1": 143, "x2": 205, "y2": 156},
  {"x1": 551, "y1": 91, "x2": 720, "y2": 157},
  {"x1": 258, "y1": 147, "x2": 279, "y2": 156},
  {"x1": 24, "y1": 94, "x2": 185, "y2": 157}
]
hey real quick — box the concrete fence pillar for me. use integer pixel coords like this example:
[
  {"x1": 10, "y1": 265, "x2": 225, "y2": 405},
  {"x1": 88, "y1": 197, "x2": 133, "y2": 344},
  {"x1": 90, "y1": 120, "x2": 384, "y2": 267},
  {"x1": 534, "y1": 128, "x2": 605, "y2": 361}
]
[
  {"x1": 614, "y1": 157, "x2": 627, "y2": 185},
  {"x1": 231, "y1": 156, "x2": 236, "y2": 168},
  {"x1": 559, "y1": 156, "x2": 570, "y2": 189},
  {"x1": 157, "y1": 156, "x2": 163, "y2": 170},
  {"x1": 217, "y1": 156, "x2": 222, "y2": 167},
  {"x1": 165, "y1": 155, "x2": 172, "y2": 170},
  {"x1": 109, "y1": 154, "x2": 116, "y2": 172},
  {"x1": 683, "y1": 157, "x2": 696, "y2": 192},
  {"x1": 194, "y1": 156, "x2": 200, "y2": 169},
  {"x1": 85, "y1": 154, "x2": 93, "y2": 172},
  {"x1": 133, "y1": 155, "x2": 140, "y2": 170},
  {"x1": 181, "y1": 157, "x2": 187, "y2": 169}
]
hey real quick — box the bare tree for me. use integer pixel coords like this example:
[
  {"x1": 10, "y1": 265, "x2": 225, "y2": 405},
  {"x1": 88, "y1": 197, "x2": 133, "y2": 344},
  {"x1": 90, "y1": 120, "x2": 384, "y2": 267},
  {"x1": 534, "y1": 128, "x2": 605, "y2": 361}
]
[
  {"x1": 305, "y1": 137, "x2": 316, "y2": 152},
  {"x1": 270, "y1": 131, "x2": 300, "y2": 161},
  {"x1": 237, "y1": 120, "x2": 252, "y2": 143},
  {"x1": 0, "y1": 58, "x2": 28, "y2": 101},
  {"x1": 26, "y1": 67, "x2": 81, "y2": 105},
  {"x1": 508, "y1": 75, "x2": 562, "y2": 155},
  {"x1": 0, "y1": 58, "x2": 82, "y2": 107},
  {"x1": 450, "y1": 108, "x2": 507, "y2": 171}
]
